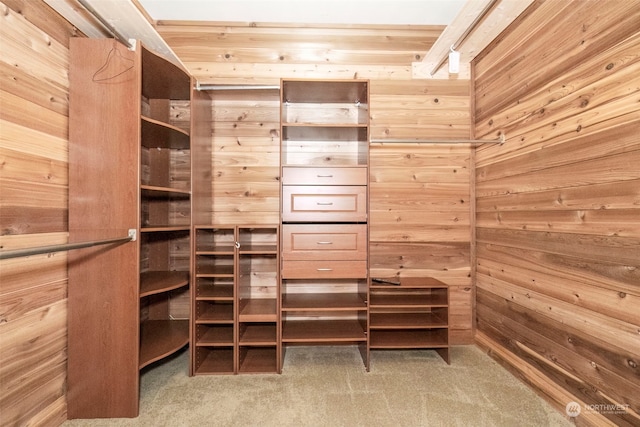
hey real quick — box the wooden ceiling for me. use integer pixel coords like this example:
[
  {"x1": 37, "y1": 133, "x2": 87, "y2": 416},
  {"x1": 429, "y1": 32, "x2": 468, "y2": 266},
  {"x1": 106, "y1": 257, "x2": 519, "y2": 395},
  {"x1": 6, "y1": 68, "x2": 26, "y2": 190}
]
[{"x1": 45, "y1": 0, "x2": 535, "y2": 79}]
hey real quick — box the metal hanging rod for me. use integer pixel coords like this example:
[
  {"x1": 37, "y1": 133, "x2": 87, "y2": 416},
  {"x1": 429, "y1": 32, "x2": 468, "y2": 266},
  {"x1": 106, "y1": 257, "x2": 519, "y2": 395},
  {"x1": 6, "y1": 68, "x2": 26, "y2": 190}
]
[
  {"x1": 77, "y1": 0, "x2": 135, "y2": 50},
  {"x1": 371, "y1": 134, "x2": 505, "y2": 145},
  {"x1": 195, "y1": 82, "x2": 281, "y2": 91},
  {"x1": 0, "y1": 230, "x2": 136, "y2": 260}
]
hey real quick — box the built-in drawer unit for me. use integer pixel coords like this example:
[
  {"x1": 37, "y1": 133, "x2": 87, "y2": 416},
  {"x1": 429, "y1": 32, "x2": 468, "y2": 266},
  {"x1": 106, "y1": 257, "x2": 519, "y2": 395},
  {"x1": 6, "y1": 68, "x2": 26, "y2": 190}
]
[
  {"x1": 282, "y1": 224, "x2": 367, "y2": 261},
  {"x1": 281, "y1": 260, "x2": 367, "y2": 279},
  {"x1": 281, "y1": 185, "x2": 367, "y2": 222},
  {"x1": 279, "y1": 79, "x2": 370, "y2": 370},
  {"x1": 281, "y1": 167, "x2": 368, "y2": 186}
]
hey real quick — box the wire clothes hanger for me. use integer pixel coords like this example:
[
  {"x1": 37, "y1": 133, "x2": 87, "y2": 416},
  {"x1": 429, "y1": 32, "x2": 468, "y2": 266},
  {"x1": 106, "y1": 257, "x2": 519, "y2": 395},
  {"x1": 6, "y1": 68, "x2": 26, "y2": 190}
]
[{"x1": 92, "y1": 40, "x2": 135, "y2": 83}]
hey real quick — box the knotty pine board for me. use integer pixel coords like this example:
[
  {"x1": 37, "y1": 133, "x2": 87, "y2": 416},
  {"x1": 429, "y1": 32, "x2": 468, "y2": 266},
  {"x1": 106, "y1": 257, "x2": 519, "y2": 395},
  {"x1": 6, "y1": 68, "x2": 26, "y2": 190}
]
[
  {"x1": 476, "y1": 298, "x2": 638, "y2": 424},
  {"x1": 476, "y1": 256, "x2": 638, "y2": 326},
  {"x1": 0, "y1": 2, "x2": 76, "y2": 425},
  {"x1": 158, "y1": 22, "x2": 441, "y2": 81},
  {"x1": 473, "y1": 0, "x2": 640, "y2": 424},
  {"x1": 474, "y1": 2, "x2": 640, "y2": 124}
]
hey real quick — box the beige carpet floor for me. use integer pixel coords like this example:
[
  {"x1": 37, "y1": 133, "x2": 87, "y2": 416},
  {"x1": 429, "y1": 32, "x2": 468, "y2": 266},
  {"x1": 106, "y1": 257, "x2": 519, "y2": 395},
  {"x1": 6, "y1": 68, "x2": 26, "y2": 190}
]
[{"x1": 63, "y1": 346, "x2": 572, "y2": 427}]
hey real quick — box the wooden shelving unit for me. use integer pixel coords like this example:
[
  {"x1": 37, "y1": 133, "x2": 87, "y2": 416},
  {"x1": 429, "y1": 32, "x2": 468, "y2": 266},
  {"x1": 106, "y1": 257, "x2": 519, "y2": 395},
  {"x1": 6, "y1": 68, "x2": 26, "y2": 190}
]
[
  {"x1": 192, "y1": 226, "x2": 236, "y2": 374},
  {"x1": 192, "y1": 225, "x2": 280, "y2": 375},
  {"x1": 138, "y1": 43, "x2": 192, "y2": 373},
  {"x1": 68, "y1": 38, "x2": 206, "y2": 418},
  {"x1": 280, "y1": 79, "x2": 370, "y2": 370},
  {"x1": 237, "y1": 226, "x2": 280, "y2": 374},
  {"x1": 369, "y1": 277, "x2": 450, "y2": 363}
]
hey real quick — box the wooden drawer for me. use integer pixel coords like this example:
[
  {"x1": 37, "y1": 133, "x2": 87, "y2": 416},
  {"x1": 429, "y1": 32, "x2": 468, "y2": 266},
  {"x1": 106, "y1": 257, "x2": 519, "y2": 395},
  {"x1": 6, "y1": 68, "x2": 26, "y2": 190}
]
[
  {"x1": 282, "y1": 260, "x2": 367, "y2": 279},
  {"x1": 282, "y1": 224, "x2": 367, "y2": 261},
  {"x1": 281, "y1": 167, "x2": 368, "y2": 186},
  {"x1": 282, "y1": 185, "x2": 367, "y2": 222}
]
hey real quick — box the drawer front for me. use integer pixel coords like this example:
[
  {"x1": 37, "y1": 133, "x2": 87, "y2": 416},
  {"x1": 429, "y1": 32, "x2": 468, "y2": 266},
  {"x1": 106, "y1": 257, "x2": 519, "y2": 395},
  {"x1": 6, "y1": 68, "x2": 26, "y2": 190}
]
[
  {"x1": 281, "y1": 260, "x2": 367, "y2": 279},
  {"x1": 282, "y1": 185, "x2": 367, "y2": 222},
  {"x1": 282, "y1": 167, "x2": 368, "y2": 186},
  {"x1": 282, "y1": 224, "x2": 367, "y2": 261}
]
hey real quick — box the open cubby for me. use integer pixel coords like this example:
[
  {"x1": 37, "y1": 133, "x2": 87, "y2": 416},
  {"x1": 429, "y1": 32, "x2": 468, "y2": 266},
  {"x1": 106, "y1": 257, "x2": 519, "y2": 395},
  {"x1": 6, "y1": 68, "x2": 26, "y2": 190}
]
[{"x1": 192, "y1": 225, "x2": 280, "y2": 374}]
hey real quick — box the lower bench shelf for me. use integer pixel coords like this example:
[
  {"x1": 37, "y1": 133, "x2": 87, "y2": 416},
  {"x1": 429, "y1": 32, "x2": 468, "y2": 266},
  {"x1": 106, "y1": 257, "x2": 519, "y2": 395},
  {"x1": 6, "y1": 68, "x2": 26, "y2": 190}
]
[{"x1": 369, "y1": 277, "x2": 450, "y2": 364}]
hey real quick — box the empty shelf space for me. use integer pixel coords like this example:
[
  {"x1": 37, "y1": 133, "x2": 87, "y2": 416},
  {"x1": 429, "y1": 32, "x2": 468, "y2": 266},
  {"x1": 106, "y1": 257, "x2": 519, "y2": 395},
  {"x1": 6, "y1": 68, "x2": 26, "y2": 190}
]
[
  {"x1": 141, "y1": 185, "x2": 190, "y2": 197},
  {"x1": 195, "y1": 248, "x2": 235, "y2": 255},
  {"x1": 194, "y1": 347, "x2": 235, "y2": 375},
  {"x1": 140, "y1": 226, "x2": 190, "y2": 233},
  {"x1": 369, "y1": 329, "x2": 448, "y2": 349},
  {"x1": 239, "y1": 324, "x2": 277, "y2": 345},
  {"x1": 196, "y1": 302, "x2": 234, "y2": 323},
  {"x1": 196, "y1": 283, "x2": 234, "y2": 300},
  {"x1": 194, "y1": 228, "x2": 236, "y2": 252},
  {"x1": 195, "y1": 325, "x2": 234, "y2": 346},
  {"x1": 369, "y1": 311, "x2": 448, "y2": 329},
  {"x1": 282, "y1": 293, "x2": 367, "y2": 311},
  {"x1": 238, "y1": 244, "x2": 278, "y2": 254},
  {"x1": 195, "y1": 264, "x2": 234, "y2": 277},
  {"x1": 239, "y1": 299, "x2": 278, "y2": 322},
  {"x1": 369, "y1": 293, "x2": 448, "y2": 308},
  {"x1": 139, "y1": 319, "x2": 189, "y2": 369},
  {"x1": 140, "y1": 271, "x2": 189, "y2": 297},
  {"x1": 141, "y1": 115, "x2": 190, "y2": 149},
  {"x1": 282, "y1": 320, "x2": 366, "y2": 343},
  {"x1": 238, "y1": 347, "x2": 278, "y2": 374}
]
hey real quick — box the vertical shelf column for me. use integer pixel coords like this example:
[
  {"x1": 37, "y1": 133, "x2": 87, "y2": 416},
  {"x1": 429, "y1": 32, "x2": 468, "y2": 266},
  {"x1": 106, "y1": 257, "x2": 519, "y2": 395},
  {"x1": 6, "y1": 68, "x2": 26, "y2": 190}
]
[
  {"x1": 237, "y1": 226, "x2": 280, "y2": 374},
  {"x1": 192, "y1": 227, "x2": 237, "y2": 374},
  {"x1": 279, "y1": 79, "x2": 370, "y2": 370},
  {"x1": 138, "y1": 45, "x2": 192, "y2": 371}
]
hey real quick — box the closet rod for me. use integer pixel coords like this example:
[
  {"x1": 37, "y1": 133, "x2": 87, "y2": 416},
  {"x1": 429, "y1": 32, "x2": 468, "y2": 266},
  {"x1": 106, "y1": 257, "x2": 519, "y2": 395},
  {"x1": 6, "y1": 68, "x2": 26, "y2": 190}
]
[
  {"x1": 195, "y1": 83, "x2": 280, "y2": 91},
  {"x1": 0, "y1": 232, "x2": 135, "y2": 260},
  {"x1": 371, "y1": 135, "x2": 505, "y2": 145},
  {"x1": 429, "y1": 0, "x2": 499, "y2": 76},
  {"x1": 77, "y1": 0, "x2": 134, "y2": 50}
]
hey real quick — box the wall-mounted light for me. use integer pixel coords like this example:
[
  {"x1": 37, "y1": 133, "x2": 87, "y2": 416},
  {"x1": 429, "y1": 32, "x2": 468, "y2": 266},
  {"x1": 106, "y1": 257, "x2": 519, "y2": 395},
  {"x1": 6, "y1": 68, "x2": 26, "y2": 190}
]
[{"x1": 448, "y1": 45, "x2": 460, "y2": 74}]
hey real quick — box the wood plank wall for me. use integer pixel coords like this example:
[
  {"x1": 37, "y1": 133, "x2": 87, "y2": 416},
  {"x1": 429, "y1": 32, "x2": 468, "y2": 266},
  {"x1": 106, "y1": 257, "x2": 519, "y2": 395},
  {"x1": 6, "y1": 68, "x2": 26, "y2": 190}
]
[
  {"x1": 158, "y1": 21, "x2": 474, "y2": 343},
  {"x1": 0, "y1": 1, "x2": 80, "y2": 425},
  {"x1": 472, "y1": 1, "x2": 640, "y2": 426}
]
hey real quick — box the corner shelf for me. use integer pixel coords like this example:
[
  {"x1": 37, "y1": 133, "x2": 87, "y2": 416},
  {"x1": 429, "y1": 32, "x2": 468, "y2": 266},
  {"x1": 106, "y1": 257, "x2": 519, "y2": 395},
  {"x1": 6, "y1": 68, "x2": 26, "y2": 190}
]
[
  {"x1": 139, "y1": 319, "x2": 189, "y2": 369},
  {"x1": 68, "y1": 38, "x2": 203, "y2": 418},
  {"x1": 141, "y1": 116, "x2": 190, "y2": 149},
  {"x1": 140, "y1": 271, "x2": 189, "y2": 297}
]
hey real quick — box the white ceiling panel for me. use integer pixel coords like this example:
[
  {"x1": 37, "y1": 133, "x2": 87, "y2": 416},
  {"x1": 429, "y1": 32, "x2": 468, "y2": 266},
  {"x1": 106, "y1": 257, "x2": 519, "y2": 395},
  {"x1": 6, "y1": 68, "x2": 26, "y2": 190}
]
[{"x1": 136, "y1": 0, "x2": 466, "y2": 25}]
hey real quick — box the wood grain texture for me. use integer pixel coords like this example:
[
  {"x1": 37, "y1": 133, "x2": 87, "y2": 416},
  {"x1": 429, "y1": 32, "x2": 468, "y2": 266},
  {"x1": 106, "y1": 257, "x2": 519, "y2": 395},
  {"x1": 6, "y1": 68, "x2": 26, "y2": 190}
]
[
  {"x1": 473, "y1": 0, "x2": 640, "y2": 425},
  {"x1": 0, "y1": 1, "x2": 72, "y2": 425},
  {"x1": 369, "y1": 138, "x2": 472, "y2": 343},
  {"x1": 158, "y1": 22, "x2": 474, "y2": 342},
  {"x1": 67, "y1": 37, "x2": 141, "y2": 419},
  {"x1": 209, "y1": 89, "x2": 281, "y2": 225}
]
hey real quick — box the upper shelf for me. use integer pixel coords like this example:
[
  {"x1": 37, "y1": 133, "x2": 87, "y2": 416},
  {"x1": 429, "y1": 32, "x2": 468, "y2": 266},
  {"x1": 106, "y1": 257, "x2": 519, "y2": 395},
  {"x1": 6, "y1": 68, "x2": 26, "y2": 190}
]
[
  {"x1": 141, "y1": 45, "x2": 190, "y2": 101},
  {"x1": 141, "y1": 116, "x2": 190, "y2": 149},
  {"x1": 282, "y1": 79, "x2": 368, "y2": 104}
]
